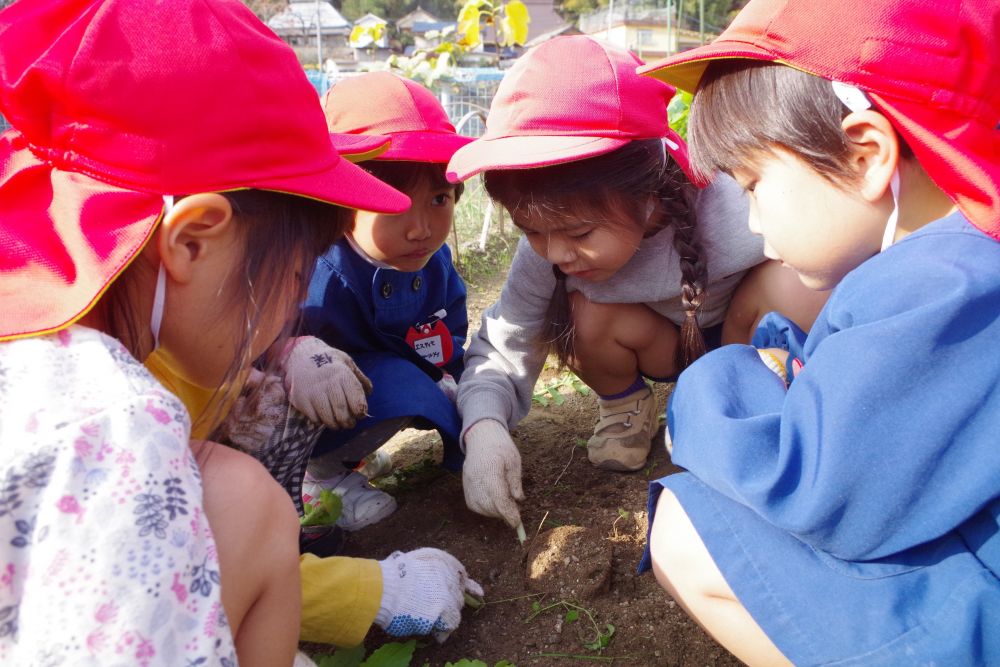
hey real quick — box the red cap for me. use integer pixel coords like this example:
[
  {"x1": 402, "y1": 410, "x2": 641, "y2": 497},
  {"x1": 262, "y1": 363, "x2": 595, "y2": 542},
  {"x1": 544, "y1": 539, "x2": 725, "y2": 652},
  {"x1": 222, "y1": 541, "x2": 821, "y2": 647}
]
[
  {"x1": 0, "y1": 0, "x2": 410, "y2": 341},
  {"x1": 323, "y1": 72, "x2": 473, "y2": 163},
  {"x1": 639, "y1": 0, "x2": 1000, "y2": 240},
  {"x1": 446, "y1": 35, "x2": 693, "y2": 183},
  {"x1": 330, "y1": 133, "x2": 392, "y2": 162}
]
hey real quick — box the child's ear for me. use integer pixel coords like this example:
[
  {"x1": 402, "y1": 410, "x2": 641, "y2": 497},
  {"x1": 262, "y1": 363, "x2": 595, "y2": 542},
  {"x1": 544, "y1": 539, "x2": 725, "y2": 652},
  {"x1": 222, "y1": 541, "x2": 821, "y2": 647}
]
[
  {"x1": 841, "y1": 110, "x2": 899, "y2": 203},
  {"x1": 157, "y1": 193, "x2": 234, "y2": 284}
]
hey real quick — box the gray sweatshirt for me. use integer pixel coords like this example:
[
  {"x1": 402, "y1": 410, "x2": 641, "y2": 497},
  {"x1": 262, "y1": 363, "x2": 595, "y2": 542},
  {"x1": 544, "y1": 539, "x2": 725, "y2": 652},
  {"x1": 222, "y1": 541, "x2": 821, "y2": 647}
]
[{"x1": 457, "y1": 174, "x2": 763, "y2": 438}]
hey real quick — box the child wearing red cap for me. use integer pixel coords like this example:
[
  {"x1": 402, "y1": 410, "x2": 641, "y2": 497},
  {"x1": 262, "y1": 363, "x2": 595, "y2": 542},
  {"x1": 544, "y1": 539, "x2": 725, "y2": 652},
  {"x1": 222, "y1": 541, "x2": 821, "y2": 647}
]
[
  {"x1": 446, "y1": 35, "x2": 826, "y2": 533},
  {"x1": 0, "y1": 1, "x2": 480, "y2": 664},
  {"x1": 294, "y1": 72, "x2": 474, "y2": 531},
  {"x1": 636, "y1": 0, "x2": 1000, "y2": 664}
]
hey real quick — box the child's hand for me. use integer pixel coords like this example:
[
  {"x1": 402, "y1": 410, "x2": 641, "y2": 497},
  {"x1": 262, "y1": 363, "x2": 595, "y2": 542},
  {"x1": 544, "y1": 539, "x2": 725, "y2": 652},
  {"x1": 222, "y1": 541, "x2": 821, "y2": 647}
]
[
  {"x1": 376, "y1": 548, "x2": 484, "y2": 643},
  {"x1": 437, "y1": 372, "x2": 458, "y2": 402},
  {"x1": 280, "y1": 336, "x2": 372, "y2": 429},
  {"x1": 462, "y1": 419, "x2": 524, "y2": 531}
]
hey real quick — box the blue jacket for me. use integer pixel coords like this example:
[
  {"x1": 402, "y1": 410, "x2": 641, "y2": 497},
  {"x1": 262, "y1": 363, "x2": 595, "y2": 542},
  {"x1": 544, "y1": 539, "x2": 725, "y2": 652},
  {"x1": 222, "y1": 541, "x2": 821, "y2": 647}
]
[
  {"x1": 645, "y1": 212, "x2": 1000, "y2": 664},
  {"x1": 303, "y1": 240, "x2": 467, "y2": 467}
]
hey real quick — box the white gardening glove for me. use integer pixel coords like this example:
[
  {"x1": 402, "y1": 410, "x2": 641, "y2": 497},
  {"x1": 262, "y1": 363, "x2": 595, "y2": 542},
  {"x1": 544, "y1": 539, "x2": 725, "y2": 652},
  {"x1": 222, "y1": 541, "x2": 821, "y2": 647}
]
[
  {"x1": 376, "y1": 548, "x2": 484, "y2": 643},
  {"x1": 462, "y1": 419, "x2": 524, "y2": 530},
  {"x1": 279, "y1": 336, "x2": 372, "y2": 429},
  {"x1": 437, "y1": 372, "x2": 458, "y2": 403}
]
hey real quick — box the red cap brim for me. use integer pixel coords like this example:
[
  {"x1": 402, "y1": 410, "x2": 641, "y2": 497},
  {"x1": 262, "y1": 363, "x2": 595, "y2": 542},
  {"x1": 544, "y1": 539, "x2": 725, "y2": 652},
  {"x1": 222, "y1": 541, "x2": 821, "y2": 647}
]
[
  {"x1": 0, "y1": 144, "x2": 163, "y2": 341},
  {"x1": 330, "y1": 132, "x2": 392, "y2": 162},
  {"x1": 638, "y1": 42, "x2": 782, "y2": 92},
  {"x1": 0, "y1": 132, "x2": 410, "y2": 341},
  {"x1": 447, "y1": 135, "x2": 629, "y2": 182},
  {"x1": 259, "y1": 146, "x2": 410, "y2": 214},
  {"x1": 377, "y1": 130, "x2": 475, "y2": 164}
]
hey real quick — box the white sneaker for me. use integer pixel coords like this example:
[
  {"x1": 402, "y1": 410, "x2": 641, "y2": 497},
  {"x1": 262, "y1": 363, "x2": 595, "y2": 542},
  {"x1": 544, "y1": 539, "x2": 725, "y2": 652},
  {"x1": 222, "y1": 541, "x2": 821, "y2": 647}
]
[{"x1": 303, "y1": 470, "x2": 397, "y2": 531}]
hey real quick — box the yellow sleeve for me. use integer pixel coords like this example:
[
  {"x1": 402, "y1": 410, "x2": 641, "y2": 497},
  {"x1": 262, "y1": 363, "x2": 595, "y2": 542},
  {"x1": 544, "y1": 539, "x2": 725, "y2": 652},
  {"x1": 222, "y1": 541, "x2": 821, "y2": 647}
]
[{"x1": 299, "y1": 554, "x2": 383, "y2": 646}]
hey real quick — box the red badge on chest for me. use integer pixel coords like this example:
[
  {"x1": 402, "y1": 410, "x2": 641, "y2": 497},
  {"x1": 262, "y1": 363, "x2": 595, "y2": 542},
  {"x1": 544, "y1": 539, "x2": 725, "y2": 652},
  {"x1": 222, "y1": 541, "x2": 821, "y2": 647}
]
[{"x1": 405, "y1": 309, "x2": 452, "y2": 367}]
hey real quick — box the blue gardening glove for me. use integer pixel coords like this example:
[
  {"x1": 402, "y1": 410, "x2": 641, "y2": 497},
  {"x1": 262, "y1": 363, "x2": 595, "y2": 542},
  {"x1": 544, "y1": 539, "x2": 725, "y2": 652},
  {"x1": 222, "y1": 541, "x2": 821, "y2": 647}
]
[{"x1": 375, "y1": 548, "x2": 484, "y2": 643}]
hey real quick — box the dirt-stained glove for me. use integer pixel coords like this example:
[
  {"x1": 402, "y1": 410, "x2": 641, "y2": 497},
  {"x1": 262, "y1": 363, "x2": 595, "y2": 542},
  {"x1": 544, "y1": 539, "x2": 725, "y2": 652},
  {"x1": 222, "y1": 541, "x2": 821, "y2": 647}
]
[
  {"x1": 462, "y1": 419, "x2": 524, "y2": 530},
  {"x1": 280, "y1": 336, "x2": 372, "y2": 430},
  {"x1": 376, "y1": 548, "x2": 484, "y2": 643},
  {"x1": 216, "y1": 368, "x2": 287, "y2": 453}
]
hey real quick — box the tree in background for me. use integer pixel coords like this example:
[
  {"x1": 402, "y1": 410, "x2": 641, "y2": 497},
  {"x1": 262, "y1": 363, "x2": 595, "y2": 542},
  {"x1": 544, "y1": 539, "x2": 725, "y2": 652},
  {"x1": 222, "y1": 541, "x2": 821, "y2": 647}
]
[
  {"x1": 241, "y1": 0, "x2": 289, "y2": 21},
  {"x1": 340, "y1": 0, "x2": 463, "y2": 21},
  {"x1": 557, "y1": 0, "x2": 748, "y2": 34}
]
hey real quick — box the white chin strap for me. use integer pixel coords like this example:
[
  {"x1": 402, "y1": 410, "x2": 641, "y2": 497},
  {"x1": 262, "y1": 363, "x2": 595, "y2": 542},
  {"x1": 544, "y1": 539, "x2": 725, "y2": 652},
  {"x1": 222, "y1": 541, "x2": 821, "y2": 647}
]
[
  {"x1": 150, "y1": 195, "x2": 173, "y2": 349},
  {"x1": 881, "y1": 170, "x2": 901, "y2": 251},
  {"x1": 831, "y1": 81, "x2": 901, "y2": 251}
]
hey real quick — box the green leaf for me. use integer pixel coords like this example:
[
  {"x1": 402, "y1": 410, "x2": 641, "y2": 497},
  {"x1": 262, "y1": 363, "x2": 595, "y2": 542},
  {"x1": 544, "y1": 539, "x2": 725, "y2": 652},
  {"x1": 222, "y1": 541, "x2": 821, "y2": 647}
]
[
  {"x1": 564, "y1": 609, "x2": 580, "y2": 623},
  {"x1": 547, "y1": 386, "x2": 565, "y2": 405},
  {"x1": 360, "y1": 640, "x2": 416, "y2": 667},
  {"x1": 583, "y1": 623, "x2": 616, "y2": 651},
  {"x1": 444, "y1": 661, "x2": 488, "y2": 667},
  {"x1": 617, "y1": 507, "x2": 630, "y2": 520},
  {"x1": 316, "y1": 644, "x2": 366, "y2": 667},
  {"x1": 531, "y1": 601, "x2": 541, "y2": 613},
  {"x1": 494, "y1": 662, "x2": 517, "y2": 667}
]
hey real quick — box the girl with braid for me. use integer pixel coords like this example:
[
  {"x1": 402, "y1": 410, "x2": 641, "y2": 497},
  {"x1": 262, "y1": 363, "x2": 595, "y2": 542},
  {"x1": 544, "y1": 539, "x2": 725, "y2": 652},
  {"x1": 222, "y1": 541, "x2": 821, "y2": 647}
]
[{"x1": 446, "y1": 36, "x2": 827, "y2": 531}]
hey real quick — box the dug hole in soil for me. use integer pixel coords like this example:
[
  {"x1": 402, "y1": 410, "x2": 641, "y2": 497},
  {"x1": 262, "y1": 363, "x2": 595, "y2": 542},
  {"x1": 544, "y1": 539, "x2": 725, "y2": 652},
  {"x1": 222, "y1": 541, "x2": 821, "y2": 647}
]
[{"x1": 336, "y1": 391, "x2": 739, "y2": 666}]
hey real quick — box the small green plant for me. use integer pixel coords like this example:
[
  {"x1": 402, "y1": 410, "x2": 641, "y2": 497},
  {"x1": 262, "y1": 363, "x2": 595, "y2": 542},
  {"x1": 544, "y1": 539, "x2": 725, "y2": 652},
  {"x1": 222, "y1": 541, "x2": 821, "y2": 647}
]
[
  {"x1": 315, "y1": 639, "x2": 415, "y2": 667},
  {"x1": 525, "y1": 599, "x2": 616, "y2": 653},
  {"x1": 532, "y1": 370, "x2": 591, "y2": 407},
  {"x1": 300, "y1": 488, "x2": 342, "y2": 527}
]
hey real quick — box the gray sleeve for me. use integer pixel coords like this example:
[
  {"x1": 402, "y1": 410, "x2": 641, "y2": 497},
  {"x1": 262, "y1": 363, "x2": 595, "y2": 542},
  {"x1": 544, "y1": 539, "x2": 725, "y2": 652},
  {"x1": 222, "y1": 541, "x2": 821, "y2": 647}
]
[{"x1": 457, "y1": 237, "x2": 555, "y2": 442}]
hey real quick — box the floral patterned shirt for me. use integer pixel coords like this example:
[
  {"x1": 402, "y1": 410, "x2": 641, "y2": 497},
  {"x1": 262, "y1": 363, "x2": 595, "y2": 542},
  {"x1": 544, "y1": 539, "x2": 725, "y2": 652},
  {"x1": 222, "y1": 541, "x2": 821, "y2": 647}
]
[{"x1": 0, "y1": 326, "x2": 237, "y2": 666}]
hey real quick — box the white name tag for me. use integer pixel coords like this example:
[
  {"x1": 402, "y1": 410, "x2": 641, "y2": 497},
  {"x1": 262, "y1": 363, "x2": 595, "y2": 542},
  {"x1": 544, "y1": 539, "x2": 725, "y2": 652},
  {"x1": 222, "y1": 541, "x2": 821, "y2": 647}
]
[{"x1": 413, "y1": 335, "x2": 444, "y2": 365}]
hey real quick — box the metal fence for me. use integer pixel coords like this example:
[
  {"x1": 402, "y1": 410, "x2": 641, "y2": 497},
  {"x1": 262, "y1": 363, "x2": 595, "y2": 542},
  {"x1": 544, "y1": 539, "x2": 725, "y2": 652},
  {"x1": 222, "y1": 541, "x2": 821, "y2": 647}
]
[{"x1": 439, "y1": 68, "x2": 504, "y2": 138}]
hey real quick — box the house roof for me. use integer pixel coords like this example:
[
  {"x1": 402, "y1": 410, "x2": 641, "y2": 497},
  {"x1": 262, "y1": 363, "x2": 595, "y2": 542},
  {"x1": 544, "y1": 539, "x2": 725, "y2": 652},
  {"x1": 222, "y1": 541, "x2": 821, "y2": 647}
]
[
  {"x1": 396, "y1": 6, "x2": 442, "y2": 30},
  {"x1": 268, "y1": 0, "x2": 349, "y2": 33},
  {"x1": 524, "y1": 22, "x2": 581, "y2": 48},
  {"x1": 355, "y1": 12, "x2": 388, "y2": 26},
  {"x1": 520, "y1": 0, "x2": 570, "y2": 45}
]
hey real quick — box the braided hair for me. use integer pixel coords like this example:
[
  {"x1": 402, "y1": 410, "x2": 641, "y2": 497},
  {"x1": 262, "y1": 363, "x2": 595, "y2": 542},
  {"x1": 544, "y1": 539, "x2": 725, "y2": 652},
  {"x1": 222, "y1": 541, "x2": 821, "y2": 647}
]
[{"x1": 484, "y1": 139, "x2": 708, "y2": 369}]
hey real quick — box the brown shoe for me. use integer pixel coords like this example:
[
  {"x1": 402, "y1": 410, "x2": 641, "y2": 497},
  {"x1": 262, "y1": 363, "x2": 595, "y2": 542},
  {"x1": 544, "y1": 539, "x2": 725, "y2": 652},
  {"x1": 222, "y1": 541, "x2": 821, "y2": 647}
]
[{"x1": 587, "y1": 386, "x2": 658, "y2": 471}]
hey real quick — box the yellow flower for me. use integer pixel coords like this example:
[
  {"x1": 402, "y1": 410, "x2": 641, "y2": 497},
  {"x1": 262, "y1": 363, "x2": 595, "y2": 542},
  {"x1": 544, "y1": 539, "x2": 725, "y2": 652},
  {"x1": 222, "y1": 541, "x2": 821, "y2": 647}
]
[
  {"x1": 500, "y1": 0, "x2": 530, "y2": 46},
  {"x1": 457, "y1": 0, "x2": 487, "y2": 47}
]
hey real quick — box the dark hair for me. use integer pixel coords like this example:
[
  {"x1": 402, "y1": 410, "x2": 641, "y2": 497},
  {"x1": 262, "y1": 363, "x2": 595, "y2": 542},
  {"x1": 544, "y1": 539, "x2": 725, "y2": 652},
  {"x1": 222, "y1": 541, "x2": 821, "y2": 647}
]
[
  {"x1": 689, "y1": 60, "x2": 912, "y2": 185},
  {"x1": 360, "y1": 160, "x2": 464, "y2": 202},
  {"x1": 484, "y1": 139, "x2": 708, "y2": 370},
  {"x1": 98, "y1": 189, "x2": 348, "y2": 433}
]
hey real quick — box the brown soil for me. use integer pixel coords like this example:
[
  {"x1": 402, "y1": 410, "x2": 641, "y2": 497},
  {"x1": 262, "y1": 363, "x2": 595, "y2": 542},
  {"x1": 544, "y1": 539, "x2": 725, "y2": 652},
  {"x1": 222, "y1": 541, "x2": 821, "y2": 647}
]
[
  {"x1": 316, "y1": 266, "x2": 740, "y2": 666},
  {"x1": 341, "y1": 383, "x2": 738, "y2": 667}
]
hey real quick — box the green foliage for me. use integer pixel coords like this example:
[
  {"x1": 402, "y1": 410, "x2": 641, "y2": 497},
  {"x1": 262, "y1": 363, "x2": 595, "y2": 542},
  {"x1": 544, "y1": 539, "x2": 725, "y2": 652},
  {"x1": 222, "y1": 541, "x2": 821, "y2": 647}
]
[
  {"x1": 667, "y1": 90, "x2": 692, "y2": 140},
  {"x1": 532, "y1": 370, "x2": 591, "y2": 407},
  {"x1": 583, "y1": 623, "x2": 616, "y2": 651},
  {"x1": 524, "y1": 599, "x2": 615, "y2": 653},
  {"x1": 680, "y1": 0, "x2": 749, "y2": 33},
  {"x1": 300, "y1": 488, "x2": 343, "y2": 527},
  {"x1": 314, "y1": 640, "x2": 416, "y2": 667}
]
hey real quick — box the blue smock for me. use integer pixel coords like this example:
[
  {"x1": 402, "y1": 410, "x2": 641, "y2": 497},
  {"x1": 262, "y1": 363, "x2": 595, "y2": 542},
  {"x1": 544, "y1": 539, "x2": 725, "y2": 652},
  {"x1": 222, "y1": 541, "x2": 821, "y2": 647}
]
[
  {"x1": 641, "y1": 212, "x2": 1000, "y2": 664},
  {"x1": 303, "y1": 239, "x2": 467, "y2": 469}
]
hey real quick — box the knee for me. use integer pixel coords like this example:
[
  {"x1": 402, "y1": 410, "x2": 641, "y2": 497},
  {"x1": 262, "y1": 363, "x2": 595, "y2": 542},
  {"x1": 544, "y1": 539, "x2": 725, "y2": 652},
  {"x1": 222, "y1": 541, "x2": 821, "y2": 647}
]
[
  {"x1": 649, "y1": 490, "x2": 719, "y2": 600},
  {"x1": 568, "y1": 292, "x2": 610, "y2": 349}
]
